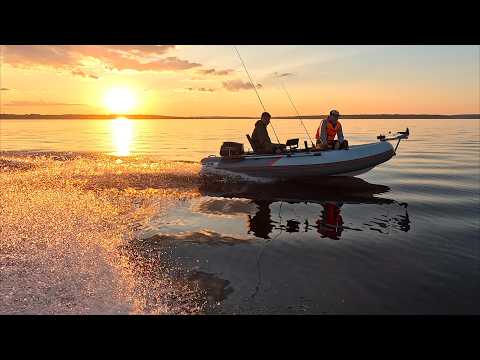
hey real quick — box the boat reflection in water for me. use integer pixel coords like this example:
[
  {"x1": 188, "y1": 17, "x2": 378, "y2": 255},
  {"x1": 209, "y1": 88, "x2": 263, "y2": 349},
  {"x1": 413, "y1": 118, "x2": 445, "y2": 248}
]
[
  {"x1": 141, "y1": 176, "x2": 412, "y2": 312},
  {"x1": 199, "y1": 177, "x2": 410, "y2": 241}
]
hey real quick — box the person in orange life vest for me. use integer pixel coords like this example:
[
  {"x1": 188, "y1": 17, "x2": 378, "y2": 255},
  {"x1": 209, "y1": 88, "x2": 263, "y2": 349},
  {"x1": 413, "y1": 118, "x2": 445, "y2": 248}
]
[
  {"x1": 316, "y1": 202, "x2": 344, "y2": 240},
  {"x1": 315, "y1": 109, "x2": 349, "y2": 150}
]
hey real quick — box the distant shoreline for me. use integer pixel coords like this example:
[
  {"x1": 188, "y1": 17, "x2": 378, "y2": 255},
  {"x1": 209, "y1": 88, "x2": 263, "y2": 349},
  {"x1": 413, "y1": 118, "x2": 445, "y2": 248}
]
[{"x1": 1, "y1": 113, "x2": 479, "y2": 120}]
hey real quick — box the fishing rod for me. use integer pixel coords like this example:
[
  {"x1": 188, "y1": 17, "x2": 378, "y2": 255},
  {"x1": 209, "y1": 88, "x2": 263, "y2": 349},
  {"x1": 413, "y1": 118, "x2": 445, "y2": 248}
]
[
  {"x1": 233, "y1": 45, "x2": 281, "y2": 144},
  {"x1": 279, "y1": 80, "x2": 315, "y2": 147}
]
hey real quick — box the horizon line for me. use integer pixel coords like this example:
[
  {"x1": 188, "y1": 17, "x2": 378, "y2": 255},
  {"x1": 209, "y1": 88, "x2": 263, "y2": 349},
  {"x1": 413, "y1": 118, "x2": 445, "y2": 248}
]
[{"x1": 1, "y1": 113, "x2": 479, "y2": 119}]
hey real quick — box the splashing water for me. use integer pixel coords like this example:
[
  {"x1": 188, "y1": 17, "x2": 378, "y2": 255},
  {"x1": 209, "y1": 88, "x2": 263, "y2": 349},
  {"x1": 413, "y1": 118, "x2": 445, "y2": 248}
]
[{"x1": 0, "y1": 151, "x2": 207, "y2": 314}]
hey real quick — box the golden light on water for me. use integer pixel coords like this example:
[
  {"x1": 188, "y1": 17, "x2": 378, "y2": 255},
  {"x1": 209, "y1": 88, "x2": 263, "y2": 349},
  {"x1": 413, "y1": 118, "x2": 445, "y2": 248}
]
[
  {"x1": 0, "y1": 152, "x2": 202, "y2": 314},
  {"x1": 103, "y1": 87, "x2": 137, "y2": 114},
  {"x1": 112, "y1": 117, "x2": 134, "y2": 156}
]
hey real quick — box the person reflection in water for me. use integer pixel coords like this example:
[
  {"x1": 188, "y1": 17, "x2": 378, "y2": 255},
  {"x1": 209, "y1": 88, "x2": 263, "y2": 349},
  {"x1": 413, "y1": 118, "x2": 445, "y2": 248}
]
[
  {"x1": 245, "y1": 198, "x2": 408, "y2": 241},
  {"x1": 315, "y1": 202, "x2": 344, "y2": 240},
  {"x1": 248, "y1": 199, "x2": 344, "y2": 240},
  {"x1": 248, "y1": 200, "x2": 275, "y2": 239}
]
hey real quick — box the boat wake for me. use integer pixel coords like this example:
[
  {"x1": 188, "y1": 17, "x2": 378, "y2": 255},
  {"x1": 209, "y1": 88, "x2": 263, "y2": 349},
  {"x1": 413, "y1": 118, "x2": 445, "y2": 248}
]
[
  {"x1": 0, "y1": 151, "x2": 206, "y2": 314},
  {"x1": 199, "y1": 164, "x2": 274, "y2": 184}
]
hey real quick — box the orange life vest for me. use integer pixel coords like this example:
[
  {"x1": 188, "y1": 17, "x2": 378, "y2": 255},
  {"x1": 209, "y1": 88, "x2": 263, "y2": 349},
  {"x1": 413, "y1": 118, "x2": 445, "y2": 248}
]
[
  {"x1": 315, "y1": 117, "x2": 341, "y2": 142},
  {"x1": 324, "y1": 202, "x2": 342, "y2": 227},
  {"x1": 326, "y1": 119, "x2": 341, "y2": 142},
  {"x1": 316, "y1": 202, "x2": 343, "y2": 240}
]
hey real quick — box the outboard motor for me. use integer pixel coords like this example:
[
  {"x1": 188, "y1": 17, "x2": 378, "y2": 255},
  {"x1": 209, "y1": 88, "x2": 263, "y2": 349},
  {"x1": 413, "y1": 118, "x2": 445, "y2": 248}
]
[{"x1": 220, "y1": 142, "x2": 244, "y2": 157}]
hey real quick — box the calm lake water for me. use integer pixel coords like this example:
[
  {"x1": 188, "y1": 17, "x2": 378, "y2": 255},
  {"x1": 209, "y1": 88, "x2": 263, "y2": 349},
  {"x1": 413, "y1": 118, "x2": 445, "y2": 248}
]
[{"x1": 1, "y1": 118, "x2": 479, "y2": 314}]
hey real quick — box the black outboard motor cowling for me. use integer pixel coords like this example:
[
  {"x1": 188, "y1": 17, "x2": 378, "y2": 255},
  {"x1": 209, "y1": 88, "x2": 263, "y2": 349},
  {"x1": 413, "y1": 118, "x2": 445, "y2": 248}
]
[{"x1": 220, "y1": 142, "x2": 244, "y2": 157}]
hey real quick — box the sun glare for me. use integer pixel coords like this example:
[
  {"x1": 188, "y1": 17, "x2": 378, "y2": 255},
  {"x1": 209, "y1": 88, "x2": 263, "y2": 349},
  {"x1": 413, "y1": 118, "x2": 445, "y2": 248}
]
[
  {"x1": 103, "y1": 87, "x2": 137, "y2": 114},
  {"x1": 111, "y1": 117, "x2": 134, "y2": 156}
]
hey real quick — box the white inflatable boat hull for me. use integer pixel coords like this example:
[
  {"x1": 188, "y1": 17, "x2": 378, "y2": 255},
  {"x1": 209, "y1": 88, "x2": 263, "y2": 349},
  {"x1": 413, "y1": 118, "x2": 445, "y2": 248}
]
[{"x1": 201, "y1": 141, "x2": 395, "y2": 179}]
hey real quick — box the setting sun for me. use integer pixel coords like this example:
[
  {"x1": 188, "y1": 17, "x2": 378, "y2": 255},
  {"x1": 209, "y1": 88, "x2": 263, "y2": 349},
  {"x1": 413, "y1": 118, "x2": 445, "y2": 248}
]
[{"x1": 103, "y1": 87, "x2": 137, "y2": 114}]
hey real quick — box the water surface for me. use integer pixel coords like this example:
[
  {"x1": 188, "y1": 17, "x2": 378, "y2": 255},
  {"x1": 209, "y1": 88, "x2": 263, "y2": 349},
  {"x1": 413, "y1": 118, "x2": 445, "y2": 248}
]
[{"x1": 1, "y1": 118, "x2": 479, "y2": 314}]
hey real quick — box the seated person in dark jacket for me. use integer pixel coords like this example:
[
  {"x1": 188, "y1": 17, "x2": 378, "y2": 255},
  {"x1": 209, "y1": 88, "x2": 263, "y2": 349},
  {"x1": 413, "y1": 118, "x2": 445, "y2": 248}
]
[{"x1": 251, "y1": 112, "x2": 285, "y2": 154}]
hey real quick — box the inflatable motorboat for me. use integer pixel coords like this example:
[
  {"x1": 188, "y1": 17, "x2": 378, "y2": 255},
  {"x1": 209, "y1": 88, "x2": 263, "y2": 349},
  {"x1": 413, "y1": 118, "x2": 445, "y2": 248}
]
[{"x1": 201, "y1": 129, "x2": 409, "y2": 180}]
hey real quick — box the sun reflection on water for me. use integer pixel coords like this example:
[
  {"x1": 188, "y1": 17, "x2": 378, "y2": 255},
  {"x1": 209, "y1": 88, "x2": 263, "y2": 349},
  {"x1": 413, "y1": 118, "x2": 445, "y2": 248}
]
[{"x1": 112, "y1": 117, "x2": 134, "y2": 156}]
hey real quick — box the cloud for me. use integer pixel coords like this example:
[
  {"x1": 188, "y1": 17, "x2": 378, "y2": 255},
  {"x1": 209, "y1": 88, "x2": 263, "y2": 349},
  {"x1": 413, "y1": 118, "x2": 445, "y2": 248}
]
[
  {"x1": 1, "y1": 45, "x2": 200, "y2": 78},
  {"x1": 77, "y1": 46, "x2": 201, "y2": 72},
  {"x1": 197, "y1": 68, "x2": 234, "y2": 76},
  {"x1": 183, "y1": 87, "x2": 216, "y2": 92},
  {"x1": 189, "y1": 87, "x2": 215, "y2": 92},
  {"x1": 2, "y1": 45, "x2": 77, "y2": 69},
  {"x1": 71, "y1": 69, "x2": 99, "y2": 79},
  {"x1": 0, "y1": 88, "x2": 10, "y2": 91},
  {"x1": 4, "y1": 100, "x2": 86, "y2": 106},
  {"x1": 98, "y1": 45, "x2": 175, "y2": 55},
  {"x1": 222, "y1": 80, "x2": 262, "y2": 92},
  {"x1": 272, "y1": 72, "x2": 295, "y2": 78}
]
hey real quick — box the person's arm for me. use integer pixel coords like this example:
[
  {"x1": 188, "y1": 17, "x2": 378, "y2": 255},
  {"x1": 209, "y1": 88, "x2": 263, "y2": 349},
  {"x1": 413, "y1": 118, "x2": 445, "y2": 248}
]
[
  {"x1": 337, "y1": 123, "x2": 344, "y2": 142},
  {"x1": 263, "y1": 126, "x2": 272, "y2": 145},
  {"x1": 262, "y1": 126, "x2": 274, "y2": 152}
]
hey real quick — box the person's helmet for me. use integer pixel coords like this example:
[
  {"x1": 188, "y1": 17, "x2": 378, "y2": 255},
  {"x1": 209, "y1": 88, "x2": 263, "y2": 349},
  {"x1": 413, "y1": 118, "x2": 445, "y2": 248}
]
[
  {"x1": 330, "y1": 109, "x2": 340, "y2": 117},
  {"x1": 261, "y1": 112, "x2": 271, "y2": 121}
]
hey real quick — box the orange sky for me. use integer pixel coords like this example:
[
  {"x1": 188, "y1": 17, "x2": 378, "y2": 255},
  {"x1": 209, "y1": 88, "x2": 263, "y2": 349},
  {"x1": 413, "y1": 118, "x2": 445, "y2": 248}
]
[{"x1": 1, "y1": 45, "x2": 478, "y2": 115}]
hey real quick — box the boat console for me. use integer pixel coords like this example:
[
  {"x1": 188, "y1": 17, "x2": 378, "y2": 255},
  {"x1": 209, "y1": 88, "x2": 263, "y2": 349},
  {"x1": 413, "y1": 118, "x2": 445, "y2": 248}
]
[
  {"x1": 235, "y1": 135, "x2": 317, "y2": 158},
  {"x1": 285, "y1": 138, "x2": 299, "y2": 151}
]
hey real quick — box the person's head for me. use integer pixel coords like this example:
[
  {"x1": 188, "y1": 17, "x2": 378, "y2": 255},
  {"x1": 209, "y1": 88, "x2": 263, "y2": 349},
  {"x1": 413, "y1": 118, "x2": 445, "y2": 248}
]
[
  {"x1": 261, "y1": 112, "x2": 271, "y2": 125},
  {"x1": 329, "y1": 109, "x2": 340, "y2": 123}
]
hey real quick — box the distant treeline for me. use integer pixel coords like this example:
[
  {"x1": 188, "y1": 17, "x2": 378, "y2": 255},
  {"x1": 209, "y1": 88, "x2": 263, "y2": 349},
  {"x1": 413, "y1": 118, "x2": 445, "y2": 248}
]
[{"x1": 1, "y1": 113, "x2": 479, "y2": 120}]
